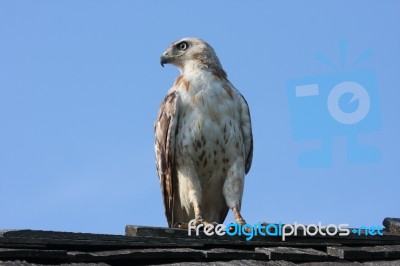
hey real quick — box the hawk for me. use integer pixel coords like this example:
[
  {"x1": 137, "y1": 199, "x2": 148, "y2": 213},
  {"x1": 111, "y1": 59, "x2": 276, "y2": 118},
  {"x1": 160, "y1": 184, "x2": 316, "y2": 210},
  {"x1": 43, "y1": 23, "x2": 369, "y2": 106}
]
[{"x1": 155, "y1": 37, "x2": 253, "y2": 228}]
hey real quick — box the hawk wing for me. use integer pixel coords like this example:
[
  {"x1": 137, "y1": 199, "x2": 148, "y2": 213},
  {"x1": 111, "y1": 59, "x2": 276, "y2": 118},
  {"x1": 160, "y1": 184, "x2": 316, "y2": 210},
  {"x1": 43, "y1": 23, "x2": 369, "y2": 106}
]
[
  {"x1": 154, "y1": 90, "x2": 179, "y2": 228},
  {"x1": 239, "y1": 94, "x2": 253, "y2": 174}
]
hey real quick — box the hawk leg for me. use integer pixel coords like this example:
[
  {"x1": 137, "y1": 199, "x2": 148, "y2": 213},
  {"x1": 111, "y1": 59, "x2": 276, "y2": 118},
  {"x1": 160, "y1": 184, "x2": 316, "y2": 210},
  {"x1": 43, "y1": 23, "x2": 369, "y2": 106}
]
[
  {"x1": 194, "y1": 203, "x2": 217, "y2": 227},
  {"x1": 233, "y1": 206, "x2": 246, "y2": 224},
  {"x1": 232, "y1": 206, "x2": 251, "y2": 233}
]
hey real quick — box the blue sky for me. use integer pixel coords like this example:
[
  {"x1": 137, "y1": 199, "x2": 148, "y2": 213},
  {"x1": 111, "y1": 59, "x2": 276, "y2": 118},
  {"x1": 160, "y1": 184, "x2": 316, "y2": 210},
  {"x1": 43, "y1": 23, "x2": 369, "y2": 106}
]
[{"x1": 0, "y1": 1, "x2": 399, "y2": 235}]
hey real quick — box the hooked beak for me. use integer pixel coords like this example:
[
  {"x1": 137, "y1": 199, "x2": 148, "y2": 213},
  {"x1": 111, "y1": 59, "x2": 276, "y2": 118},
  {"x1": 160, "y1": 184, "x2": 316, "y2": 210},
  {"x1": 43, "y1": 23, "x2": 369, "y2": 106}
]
[
  {"x1": 160, "y1": 55, "x2": 168, "y2": 67},
  {"x1": 160, "y1": 50, "x2": 171, "y2": 67}
]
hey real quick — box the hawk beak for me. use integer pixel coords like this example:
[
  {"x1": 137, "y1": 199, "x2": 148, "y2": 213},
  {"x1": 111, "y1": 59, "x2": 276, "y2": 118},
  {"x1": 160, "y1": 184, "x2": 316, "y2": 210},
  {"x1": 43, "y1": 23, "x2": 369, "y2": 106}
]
[
  {"x1": 160, "y1": 55, "x2": 168, "y2": 67},
  {"x1": 160, "y1": 50, "x2": 171, "y2": 67}
]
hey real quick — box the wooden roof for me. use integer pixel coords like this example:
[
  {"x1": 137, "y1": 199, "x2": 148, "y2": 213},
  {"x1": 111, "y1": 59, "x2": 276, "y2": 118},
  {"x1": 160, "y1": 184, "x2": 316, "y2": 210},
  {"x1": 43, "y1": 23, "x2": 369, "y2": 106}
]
[{"x1": 0, "y1": 218, "x2": 399, "y2": 265}]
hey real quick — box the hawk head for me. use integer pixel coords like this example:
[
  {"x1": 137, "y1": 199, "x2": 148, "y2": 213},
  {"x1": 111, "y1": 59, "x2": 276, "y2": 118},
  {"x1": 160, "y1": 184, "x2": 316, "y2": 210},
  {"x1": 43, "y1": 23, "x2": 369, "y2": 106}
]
[{"x1": 160, "y1": 37, "x2": 226, "y2": 77}]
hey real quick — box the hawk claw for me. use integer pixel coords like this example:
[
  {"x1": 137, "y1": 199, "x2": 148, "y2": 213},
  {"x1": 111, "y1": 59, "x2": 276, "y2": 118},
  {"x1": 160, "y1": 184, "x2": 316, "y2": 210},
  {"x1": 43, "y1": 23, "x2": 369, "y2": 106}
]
[
  {"x1": 173, "y1": 222, "x2": 188, "y2": 229},
  {"x1": 173, "y1": 219, "x2": 218, "y2": 230},
  {"x1": 232, "y1": 206, "x2": 252, "y2": 233},
  {"x1": 194, "y1": 218, "x2": 218, "y2": 227}
]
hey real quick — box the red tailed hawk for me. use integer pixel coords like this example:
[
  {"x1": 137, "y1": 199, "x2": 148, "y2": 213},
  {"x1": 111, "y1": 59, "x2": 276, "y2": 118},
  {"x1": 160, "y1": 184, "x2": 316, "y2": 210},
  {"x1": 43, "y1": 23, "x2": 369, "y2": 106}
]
[{"x1": 155, "y1": 37, "x2": 253, "y2": 228}]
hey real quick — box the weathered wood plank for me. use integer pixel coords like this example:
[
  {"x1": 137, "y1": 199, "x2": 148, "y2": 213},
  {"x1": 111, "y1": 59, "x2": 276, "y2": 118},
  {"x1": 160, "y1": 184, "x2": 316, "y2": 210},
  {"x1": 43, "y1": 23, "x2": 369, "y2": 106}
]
[
  {"x1": 255, "y1": 247, "x2": 329, "y2": 261},
  {"x1": 2, "y1": 226, "x2": 400, "y2": 254},
  {"x1": 204, "y1": 248, "x2": 267, "y2": 261},
  {"x1": 2, "y1": 224, "x2": 400, "y2": 265},
  {"x1": 0, "y1": 248, "x2": 68, "y2": 260},
  {"x1": 126, "y1": 225, "x2": 400, "y2": 246},
  {"x1": 383, "y1": 218, "x2": 400, "y2": 236},
  {"x1": 1, "y1": 229, "x2": 342, "y2": 250},
  {"x1": 362, "y1": 260, "x2": 400, "y2": 266},
  {"x1": 156, "y1": 260, "x2": 297, "y2": 266},
  {"x1": 0, "y1": 235, "x2": 340, "y2": 252},
  {"x1": 0, "y1": 229, "x2": 326, "y2": 251},
  {"x1": 126, "y1": 225, "x2": 187, "y2": 237},
  {"x1": 0, "y1": 261, "x2": 84, "y2": 266},
  {"x1": 301, "y1": 262, "x2": 363, "y2": 265},
  {"x1": 126, "y1": 225, "x2": 342, "y2": 247},
  {"x1": 0, "y1": 230, "x2": 204, "y2": 249},
  {"x1": 303, "y1": 262, "x2": 400, "y2": 266},
  {"x1": 303, "y1": 261, "x2": 400, "y2": 266},
  {"x1": 2, "y1": 230, "x2": 124, "y2": 240},
  {"x1": 69, "y1": 248, "x2": 205, "y2": 262},
  {"x1": 327, "y1": 245, "x2": 400, "y2": 260}
]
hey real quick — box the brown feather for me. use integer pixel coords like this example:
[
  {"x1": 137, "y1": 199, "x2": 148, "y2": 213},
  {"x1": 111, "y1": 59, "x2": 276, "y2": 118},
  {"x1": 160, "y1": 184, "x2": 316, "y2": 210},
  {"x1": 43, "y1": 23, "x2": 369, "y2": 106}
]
[
  {"x1": 222, "y1": 84, "x2": 234, "y2": 100},
  {"x1": 238, "y1": 94, "x2": 253, "y2": 174},
  {"x1": 174, "y1": 75, "x2": 191, "y2": 91},
  {"x1": 154, "y1": 91, "x2": 179, "y2": 227},
  {"x1": 212, "y1": 68, "x2": 228, "y2": 81}
]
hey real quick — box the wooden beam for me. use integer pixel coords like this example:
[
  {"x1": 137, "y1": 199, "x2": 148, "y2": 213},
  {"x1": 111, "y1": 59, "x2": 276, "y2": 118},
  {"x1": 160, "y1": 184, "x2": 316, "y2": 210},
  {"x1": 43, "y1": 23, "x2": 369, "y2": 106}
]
[{"x1": 327, "y1": 245, "x2": 400, "y2": 260}]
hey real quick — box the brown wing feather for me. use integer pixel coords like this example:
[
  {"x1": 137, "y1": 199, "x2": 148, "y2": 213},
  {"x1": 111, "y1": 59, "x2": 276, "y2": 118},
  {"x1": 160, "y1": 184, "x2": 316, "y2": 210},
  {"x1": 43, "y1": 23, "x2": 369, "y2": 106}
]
[
  {"x1": 154, "y1": 91, "x2": 179, "y2": 227},
  {"x1": 239, "y1": 94, "x2": 253, "y2": 174}
]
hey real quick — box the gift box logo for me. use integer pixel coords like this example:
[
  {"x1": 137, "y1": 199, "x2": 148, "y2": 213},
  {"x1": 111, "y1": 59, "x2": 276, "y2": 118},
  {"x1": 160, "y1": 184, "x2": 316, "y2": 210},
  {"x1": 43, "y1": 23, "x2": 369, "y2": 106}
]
[{"x1": 287, "y1": 42, "x2": 381, "y2": 167}]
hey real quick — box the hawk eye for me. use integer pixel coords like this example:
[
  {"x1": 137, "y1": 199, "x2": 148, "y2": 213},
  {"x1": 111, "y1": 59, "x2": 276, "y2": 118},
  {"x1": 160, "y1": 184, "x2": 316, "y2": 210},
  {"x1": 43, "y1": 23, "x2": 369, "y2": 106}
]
[{"x1": 177, "y1": 42, "x2": 188, "y2": 51}]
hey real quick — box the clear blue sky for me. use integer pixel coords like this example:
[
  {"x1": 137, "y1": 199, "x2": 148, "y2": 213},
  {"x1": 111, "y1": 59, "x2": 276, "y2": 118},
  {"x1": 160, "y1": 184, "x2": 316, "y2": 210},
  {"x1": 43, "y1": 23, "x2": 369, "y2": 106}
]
[{"x1": 0, "y1": 1, "x2": 399, "y2": 235}]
